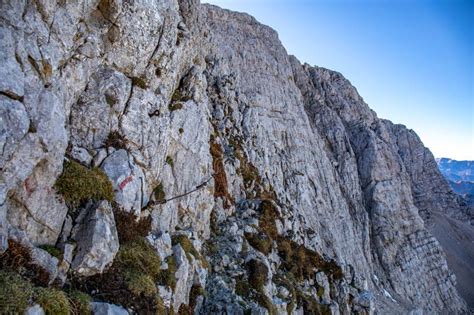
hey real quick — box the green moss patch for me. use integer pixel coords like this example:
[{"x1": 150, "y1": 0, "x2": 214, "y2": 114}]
[
  {"x1": 55, "y1": 161, "x2": 114, "y2": 209},
  {"x1": 34, "y1": 287, "x2": 70, "y2": 315},
  {"x1": 166, "y1": 155, "x2": 174, "y2": 167},
  {"x1": 0, "y1": 270, "x2": 33, "y2": 314},
  {"x1": 72, "y1": 237, "x2": 164, "y2": 313},
  {"x1": 38, "y1": 245, "x2": 63, "y2": 261},
  {"x1": 158, "y1": 255, "x2": 177, "y2": 290},
  {"x1": 115, "y1": 238, "x2": 162, "y2": 280},
  {"x1": 67, "y1": 290, "x2": 91, "y2": 315}
]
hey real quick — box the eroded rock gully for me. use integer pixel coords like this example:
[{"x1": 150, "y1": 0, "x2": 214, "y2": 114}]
[{"x1": 0, "y1": 1, "x2": 472, "y2": 314}]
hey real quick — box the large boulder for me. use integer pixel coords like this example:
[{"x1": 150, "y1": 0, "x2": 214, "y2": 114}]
[
  {"x1": 101, "y1": 149, "x2": 147, "y2": 216},
  {"x1": 71, "y1": 201, "x2": 119, "y2": 276}
]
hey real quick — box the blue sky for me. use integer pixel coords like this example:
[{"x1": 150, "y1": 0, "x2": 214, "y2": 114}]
[{"x1": 203, "y1": 0, "x2": 474, "y2": 160}]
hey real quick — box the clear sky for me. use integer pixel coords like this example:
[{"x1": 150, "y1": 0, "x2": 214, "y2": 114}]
[{"x1": 202, "y1": 0, "x2": 474, "y2": 160}]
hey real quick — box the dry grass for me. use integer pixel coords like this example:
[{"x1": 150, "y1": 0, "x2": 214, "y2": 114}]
[{"x1": 209, "y1": 140, "x2": 234, "y2": 208}]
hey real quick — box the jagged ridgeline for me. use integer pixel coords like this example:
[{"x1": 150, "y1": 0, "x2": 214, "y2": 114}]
[{"x1": 0, "y1": 1, "x2": 472, "y2": 314}]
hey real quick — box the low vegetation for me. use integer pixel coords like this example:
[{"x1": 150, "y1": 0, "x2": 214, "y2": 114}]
[
  {"x1": 209, "y1": 137, "x2": 234, "y2": 208},
  {"x1": 169, "y1": 101, "x2": 184, "y2": 112},
  {"x1": 172, "y1": 234, "x2": 209, "y2": 269},
  {"x1": 131, "y1": 76, "x2": 149, "y2": 89},
  {"x1": 0, "y1": 268, "x2": 92, "y2": 315},
  {"x1": 0, "y1": 270, "x2": 33, "y2": 313},
  {"x1": 34, "y1": 287, "x2": 71, "y2": 315},
  {"x1": 38, "y1": 244, "x2": 63, "y2": 261},
  {"x1": 0, "y1": 239, "x2": 50, "y2": 286},
  {"x1": 105, "y1": 131, "x2": 128, "y2": 149},
  {"x1": 113, "y1": 207, "x2": 152, "y2": 244},
  {"x1": 55, "y1": 160, "x2": 114, "y2": 210},
  {"x1": 67, "y1": 290, "x2": 92, "y2": 315},
  {"x1": 153, "y1": 182, "x2": 166, "y2": 203},
  {"x1": 166, "y1": 155, "x2": 174, "y2": 167},
  {"x1": 72, "y1": 236, "x2": 165, "y2": 313}
]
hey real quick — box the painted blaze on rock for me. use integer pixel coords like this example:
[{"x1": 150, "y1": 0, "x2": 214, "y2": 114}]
[{"x1": 101, "y1": 149, "x2": 148, "y2": 216}]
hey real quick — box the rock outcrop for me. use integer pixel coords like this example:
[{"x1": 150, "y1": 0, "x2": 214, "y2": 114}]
[{"x1": 0, "y1": 0, "x2": 472, "y2": 314}]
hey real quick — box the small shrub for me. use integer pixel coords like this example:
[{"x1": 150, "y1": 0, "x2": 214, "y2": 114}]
[
  {"x1": 70, "y1": 237, "x2": 162, "y2": 313},
  {"x1": 276, "y1": 237, "x2": 343, "y2": 281},
  {"x1": 235, "y1": 277, "x2": 250, "y2": 297},
  {"x1": 68, "y1": 290, "x2": 91, "y2": 315},
  {"x1": 166, "y1": 155, "x2": 174, "y2": 167},
  {"x1": 104, "y1": 131, "x2": 127, "y2": 149},
  {"x1": 131, "y1": 76, "x2": 148, "y2": 89},
  {"x1": 158, "y1": 255, "x2": 177, "y2": 290},
  {"x1": 0, "y1": 270, "x2": 33, "y2": 314},
  {"x1": 55, "y1": 161, "x2": 114, "y2": 209},
  {"x1": 245, "y1": 233, "x2": 272, "y2": 255},
  {"x1": 0, "y1": 240, "x2": 50, "y2": 286},
  {"x1": 244, "y1": 259, "x2": 278, "y2": 314},
  {"x1": 115, "y1": 238, "x2": 161, "y2": 279},
  {"x1": 168, "y1": 102, "x2": 183, "y2": 112},
  {"x1": 209, "y1": 140, "x2": 234, "y2": 208},
  {"x1": 246, "y1": 259, "x2": 268, "y2": 290},
  {"x1": 317, "y1": 286, "x2": 325, "y2": 297},
  {"x1": 153, "y1": 182, "x2": 166, "y2": 203},
  {"x1": 126, "y1": 272, "x2": 157, "y2": 297},
  {"x1": 171, "y1": 88, "x2": 187, "y2": 102},
  {"x1": 35, "y1": 287, "x2": 70, "y2": 315},
  {"x1": 113, "y1": 207, "x2": 151, "y2": 244},
  {"x1": 258, "y1": 200, "x2": 279, "y2": 239},
  {"x1": 296, "y1": 291, "x2": 331, "y2": 315}
]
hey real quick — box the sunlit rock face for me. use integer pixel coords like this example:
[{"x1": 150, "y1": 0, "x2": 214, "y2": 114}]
[{"x1": 0, "y1": 1, "x2": 471, "y2": 313}]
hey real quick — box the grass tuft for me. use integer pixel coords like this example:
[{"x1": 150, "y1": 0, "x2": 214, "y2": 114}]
[
  {"x1": 209, "y1": 139, "x2": 234, "y2": 208},
  {"x1": 35, "y1": 287, "x2": 70, "y2": 315},
  {"x1": 55, "y1": 161, "x2": 114, "y2": 210},
  {"x1": 166, "y1": 156, "x2": 174, "y2": 167},
  {"x1": 0, "y1": 270, "x2": 33, "y2": 314},
  {"x1": 38, "y1": 245, "x2": 63, "y2": 261},
  {"x1": 67, "y1": 290, "x2": 91, "y2": 315}
]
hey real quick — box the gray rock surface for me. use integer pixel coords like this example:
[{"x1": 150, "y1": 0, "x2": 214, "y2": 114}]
[
  {"x1": 101, "y1": 149, "x2": 147, "y2": 216},
  {"x1": 25, "y1": 304, "x2": 45, "y2": 315},
  {"x1": 71, "y1": 201, "x2": 119, "y2": 276},
  {"x1": 0, "y1": 1, "x2": 471, "y2": 314},
  {"x1": 147, "y1": 232, "x2": 173, "y2": 261},
  {"x1": 384, "y1": 121, "x2": 474, "y2": 308},
  {"x1": 90, "y1": 302, "x2": 129, "y2": 315}
]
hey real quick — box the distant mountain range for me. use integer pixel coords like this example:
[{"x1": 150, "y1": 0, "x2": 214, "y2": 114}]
[{"x1": 437, "y1": 158, "x2": 474, "y2": 204}]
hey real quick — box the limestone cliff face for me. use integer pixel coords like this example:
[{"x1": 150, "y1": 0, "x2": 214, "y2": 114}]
[{"x1": 0, "y1": 1, "x2": 471, "y2": 314}]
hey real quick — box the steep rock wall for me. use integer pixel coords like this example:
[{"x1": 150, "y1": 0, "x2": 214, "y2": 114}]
[{"x1": 0, "y1": 1, "x2": 471, "y2": 314}]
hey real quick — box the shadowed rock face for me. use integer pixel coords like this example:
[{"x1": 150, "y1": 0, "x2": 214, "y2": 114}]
[{"x1": 0, "y1": 1, "x2": 471, "y2": 313}]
